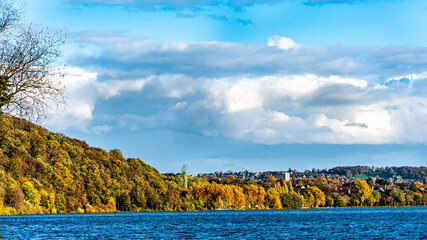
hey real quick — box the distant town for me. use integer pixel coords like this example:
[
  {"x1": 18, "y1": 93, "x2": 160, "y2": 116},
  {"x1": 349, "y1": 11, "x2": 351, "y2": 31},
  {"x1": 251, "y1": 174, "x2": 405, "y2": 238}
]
[
  {"x1": 193, "y1": 166, "x2": 427, "y2": 182},
  {"x1": 165, "y1": 165, "x2": 427, "y2": 195}
]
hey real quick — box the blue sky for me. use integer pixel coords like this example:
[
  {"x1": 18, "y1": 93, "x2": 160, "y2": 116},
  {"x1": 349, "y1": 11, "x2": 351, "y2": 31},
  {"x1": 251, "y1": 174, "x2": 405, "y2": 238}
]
[{"x1": 18, "y1": 0, "x2": 427, "y2": 174}]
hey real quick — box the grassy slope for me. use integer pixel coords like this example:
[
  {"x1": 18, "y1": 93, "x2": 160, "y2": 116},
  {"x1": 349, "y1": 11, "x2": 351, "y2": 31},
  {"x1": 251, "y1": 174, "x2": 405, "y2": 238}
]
[{"x1": 354, "y1": 172, "x2": 390, "y2": 179}]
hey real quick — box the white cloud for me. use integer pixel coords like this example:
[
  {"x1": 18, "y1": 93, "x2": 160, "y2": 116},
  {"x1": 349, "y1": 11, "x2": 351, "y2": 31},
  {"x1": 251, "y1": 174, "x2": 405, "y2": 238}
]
[
  {"x1": 267, "y1": 36, "x2": 299, "y2": 50},
  {"x1": 57, "y1": 33, "x2": 427, "y2": 145},
  {"x1": 97, "y1": 79, "x2": 147, "y2": 99},
  {"x1": 69, "y1": 32, "x2": 427, "y2": 79},
  {"x1": 188, "y1": 74, "x2": 427, "y2": 144},
  {"x1": 91, "y1": 124, "x2": 113, "y2": 134},
  {"x1": 224, "y1": 80, "x2": 262, "y2": 113},
  {"x1": 47, "y1": 67, "x2": 149, "y2": 131},
  {"x1": 388, "y1": 71, "x2": 427, "y2": 82},
  {"x1": 157, "y1": 74, "x2": 195, "y2": 98},
  {"x1": 47, "y1": 68, "x2": 427, "y2": 145},
  {"x1": 267, "y1": 111, "x2": 290, "y2": 122}
]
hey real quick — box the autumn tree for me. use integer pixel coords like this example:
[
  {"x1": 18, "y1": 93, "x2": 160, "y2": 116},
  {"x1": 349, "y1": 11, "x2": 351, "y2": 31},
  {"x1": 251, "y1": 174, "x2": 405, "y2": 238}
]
[
  {"x1": 350, "y1": 180, "x2": 372, "y2": 206},
  {"x1": 325, "y1": 194, "x2": 334, "y2": 207},
  {"x1": 0, "y1": 0, "x2": 65, "y2": 121},
  {"x1": 288, "y1": 181, "x2": 294, "y2": 193},
  {"x1": 224, "y1": 175, "x2": 236, "y2": 184},
  {"x1": 303, "y1": 186, "x2": 325, "y2": 207},
  {"x1": 265, "y1": 188, "x2": 282, "y2": 209},
  {"x1": 243, "y1": 184, "x2": 265, "y2": 209},
  {"x1": 275, "y1": 181, "x2": 288, "y2": 195},
  {"x1": 365, "y1": 190, "x2": 380, "y2": 207},
  {"x1": 40, "y1": 190, "x2": 56, "y2": 213},
  {"x1": 192, "y1": 183, "x2": 226, "y2": 210},
  {"x1": 267, "y1": 176, "x2": 277, "y2": 185},
  {"x1": 404, "y1": 190, "x2": 417, "y2": 206},
  {"x1": 5, "y1": 185, "x2": 24, "y2": 212},
  {"x1": 413, "y1": 191, "x2": 423, "y2": 205},
  {"x1": 390, "y1": 189, "x2": 405, "y2": 206},
  {"x1": 110, "y1": 149, "x2": 126, "y2": 161},
  {"x1": 331, "y1": 193, "x2": 350, "y2": 207},
  {"x1": 231, "y1": 185, "x2": 245, "y2": 209},
  {"x1": 130, "y1": 185, "x2": 146, "y2": 209},
  {"x1": 410, "y1": 182, "x2": 424, "y2": 192},
  {"x1": 21, "y1": 181, "x2": 40, "y2": 207}
]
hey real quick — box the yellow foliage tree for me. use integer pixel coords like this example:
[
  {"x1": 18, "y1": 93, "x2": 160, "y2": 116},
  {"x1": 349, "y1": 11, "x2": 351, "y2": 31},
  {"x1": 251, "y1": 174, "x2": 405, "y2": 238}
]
[
  {"x1": 265, "y1": 188, "x2": 282, "y2": 209},
  {"x1": 303, "y1": 186, "x2": 325, "y2": 207},
  {"x1": 243, "y1": 184, "x2": 265, "y2": 208},
  {"x1": 22, "y1": 181, "x2": 40, "y2": 207},
  {"x1": 350, "y1": 180, "x2": 372, "y2": 206}
]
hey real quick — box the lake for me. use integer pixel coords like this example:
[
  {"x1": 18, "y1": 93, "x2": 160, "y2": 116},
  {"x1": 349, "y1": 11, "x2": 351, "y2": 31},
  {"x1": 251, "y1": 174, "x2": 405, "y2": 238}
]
[{"x1": 1, "y1": 207, "x2": 426, "y2": 239}]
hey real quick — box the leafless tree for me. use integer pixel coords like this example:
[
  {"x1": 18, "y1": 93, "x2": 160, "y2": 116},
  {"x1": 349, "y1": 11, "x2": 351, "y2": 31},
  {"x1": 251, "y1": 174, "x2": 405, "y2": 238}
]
[{"x1": 0, "y1": 0, "x2": 66, "y2": 122}]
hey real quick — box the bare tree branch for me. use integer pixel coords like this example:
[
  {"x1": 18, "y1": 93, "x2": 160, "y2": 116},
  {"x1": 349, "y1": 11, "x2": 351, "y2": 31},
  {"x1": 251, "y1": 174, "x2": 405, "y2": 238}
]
[
  {"x1": 0, "y1": 0, "x2": 22, "y2": 33},
  {"x1": 0, "y1": 0, "x2": 66, "y2": 122}
]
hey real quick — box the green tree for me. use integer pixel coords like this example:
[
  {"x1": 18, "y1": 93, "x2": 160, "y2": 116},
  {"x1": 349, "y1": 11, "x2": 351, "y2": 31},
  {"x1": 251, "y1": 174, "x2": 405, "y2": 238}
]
[
  {"x1": 110, "y1": 149, "x2": 126, "y2": 161},
  {"x1": 280, "y1": 192, "x2": 303, "y2": 209},
  {"x1": 366, "y1": 190, "x2": 380, "y2": 207},
  {"x1": 366, "y1": 177, "x2": 374, "y2": 187},
  {"x1": 130, "y1": 186, "x2": 146, "y2": 209},
  {"x1": 0, "y1": 76, "x2": 11, "y2": 111},
  {"x1": 55, "y1": 193, "x2": 66, "y2": 213},
  {"x1": 117, "y1": 190, "x2": 131, "y2": 211},
  {"x1": 390, "y1": 189, "x2": 405, "y2": 206},
  {"x1": 288, "y1": 181, "x2": 294, "y2": 193},
  {"x1": 404, "y1": 190, "x2": 417, "y2": 206},
  {"x1": 275, "y1": 182, "x2": 288, "y2": 195}
]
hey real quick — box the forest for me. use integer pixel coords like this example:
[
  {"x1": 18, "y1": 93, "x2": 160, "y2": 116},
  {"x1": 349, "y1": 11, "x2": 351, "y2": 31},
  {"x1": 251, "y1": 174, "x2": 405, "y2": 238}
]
[
  {"x1": 327, "y1": 166, "x2": 427, "y2": 181},
  {"x1": 0, "y1": 114, "x2": 426, "y2": 215}
]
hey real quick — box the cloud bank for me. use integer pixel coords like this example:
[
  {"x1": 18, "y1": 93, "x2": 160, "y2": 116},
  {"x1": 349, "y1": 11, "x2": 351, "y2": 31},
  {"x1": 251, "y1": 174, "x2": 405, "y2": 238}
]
[
  {"x1": 65, "y1": 0, "x2": 361, "y2": 9},
  {"x1": 65, "y1": 0, "x2": 283, "y2": 10},
  {"x1": 68, "y1": 32, "x2": 427, "y2": 79},
  {"x1": 50, "y1": 33, "x2": 427, "y2": 145}
]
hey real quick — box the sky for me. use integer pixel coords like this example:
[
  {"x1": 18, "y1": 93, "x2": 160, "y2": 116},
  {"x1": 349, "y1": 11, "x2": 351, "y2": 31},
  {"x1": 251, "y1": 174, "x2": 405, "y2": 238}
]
[{"x1": 17, "y1": 0, "x2": 427, "y2": 174}]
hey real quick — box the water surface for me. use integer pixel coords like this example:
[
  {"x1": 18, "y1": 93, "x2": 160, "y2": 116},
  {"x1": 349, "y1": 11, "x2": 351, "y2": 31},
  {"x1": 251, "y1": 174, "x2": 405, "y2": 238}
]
[{"x1": 1, "y1": 207, "x2": 426, "y2": 239}]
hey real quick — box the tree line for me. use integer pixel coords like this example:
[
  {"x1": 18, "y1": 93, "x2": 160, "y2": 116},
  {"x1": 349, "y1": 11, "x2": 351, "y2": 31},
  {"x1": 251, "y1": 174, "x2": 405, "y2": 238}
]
[
  {"x1": 328, "y1": 166, "x2": 427, "y2": 182},
  {"x1": 1, "y1": 114, "x2": 427, "y2": 215}
]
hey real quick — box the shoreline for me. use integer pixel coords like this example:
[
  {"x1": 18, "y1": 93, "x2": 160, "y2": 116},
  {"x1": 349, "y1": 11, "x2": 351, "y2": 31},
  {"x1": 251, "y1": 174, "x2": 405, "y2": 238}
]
[{"x1": 2, "y1": 205, "x2": 426, "y2": 217}]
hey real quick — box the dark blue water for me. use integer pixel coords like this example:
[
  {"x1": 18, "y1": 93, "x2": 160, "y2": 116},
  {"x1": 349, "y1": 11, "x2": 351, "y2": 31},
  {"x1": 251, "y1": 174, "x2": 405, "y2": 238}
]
[{"x1": 1, "y1": 207, "x2": 427, "y2": 239}]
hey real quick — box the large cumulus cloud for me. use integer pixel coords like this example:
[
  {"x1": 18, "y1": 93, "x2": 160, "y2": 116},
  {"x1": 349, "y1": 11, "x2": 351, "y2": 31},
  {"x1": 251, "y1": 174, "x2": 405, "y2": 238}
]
[{"x1": 52, "y1": 32, "x2": 427, "y2": 144}]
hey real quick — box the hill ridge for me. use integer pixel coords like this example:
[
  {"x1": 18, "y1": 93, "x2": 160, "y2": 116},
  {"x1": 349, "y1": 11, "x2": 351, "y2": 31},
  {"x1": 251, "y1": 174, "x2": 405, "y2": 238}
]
[
  {"x1": 1, "y1": 114, "x2": 427, "y2": 215},
  {"x1": 0, "y1": 114, "x2": 187, "y2": 214}
]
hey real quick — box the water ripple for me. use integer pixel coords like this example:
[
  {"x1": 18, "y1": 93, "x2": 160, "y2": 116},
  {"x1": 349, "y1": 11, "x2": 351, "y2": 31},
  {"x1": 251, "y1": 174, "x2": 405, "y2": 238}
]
[{"x1": 1, "y1": 207, "x2": 427, "y2": 239}]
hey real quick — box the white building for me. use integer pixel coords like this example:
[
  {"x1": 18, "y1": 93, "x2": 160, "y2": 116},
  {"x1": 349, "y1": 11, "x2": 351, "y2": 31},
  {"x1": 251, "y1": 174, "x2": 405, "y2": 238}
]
[{"x1": 284, "y1": 172, "x2": 290, "y2": 181}]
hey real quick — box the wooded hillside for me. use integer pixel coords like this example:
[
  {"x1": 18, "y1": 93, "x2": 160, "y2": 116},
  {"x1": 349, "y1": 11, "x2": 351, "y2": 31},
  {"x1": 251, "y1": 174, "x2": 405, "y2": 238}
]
[
  {"x1": 0, "y1": 114, "x2": 193, "y2": 214},
  {"x1": 1, "y1": 114, "x2": 426, "y2": 215}
]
